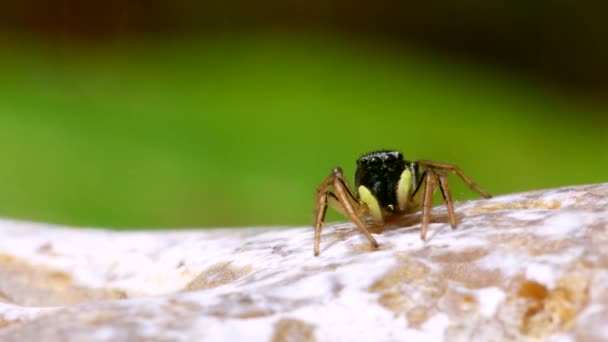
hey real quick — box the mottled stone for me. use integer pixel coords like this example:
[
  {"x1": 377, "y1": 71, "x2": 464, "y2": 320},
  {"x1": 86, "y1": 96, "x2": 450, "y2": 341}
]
[{"x1": 0, "y1": 183, "x2": 606, "y2": 341}]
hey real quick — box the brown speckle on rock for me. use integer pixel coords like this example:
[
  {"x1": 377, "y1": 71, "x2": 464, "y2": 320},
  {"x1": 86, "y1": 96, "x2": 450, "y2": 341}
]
[
  {"x1": 441, "y1": 263, "x2": 503, "y2": 289},
  {"x1": 369, "y1": 257, "x2": 447, "y2": 317},
  {"x1": 516, "y1": 273, "x2": 590, "y2": 338},
  {"x1": 270, "y1": 318, "x2": 317, "y2": 342},
  {"x1": 36, "y1": 242, "x2": 54, "y2": 255},
  {"x1": 440, "y1": 287, "x2": 480, "y2": 323},
  {"x1": 478, "y1": 200, "x2": 562, "y2": 212},
  {"x1": 517, "y1": 280, "x2": 548, "y2": 301},
  {"x1": 184, "y1": 262, "x2": 253, "y2": 291},
  {"x1": 407, "y1": 306, "x2": 436, "y2": 327},
  {"x1": 0, "y1": 318, "x2": 18, "y2": 329},
  {"x1": 0, "y1": 254, "x2": 15, "y2": 264},
  {"x1": 369, "y1": 258, "x2": 431, "y2": 293},
  {"x1": 349, "y1": 242, "x2": 394, "y2": 254},
  {"x1": 0, "y1": 255, "x2": 127, "y2": 306},
  {"x1": 0, "y1": 289, "x2": 13, "y2": 304},
  {"x1": 430, "y1": 248, "x2": 489, "y2": 264}
]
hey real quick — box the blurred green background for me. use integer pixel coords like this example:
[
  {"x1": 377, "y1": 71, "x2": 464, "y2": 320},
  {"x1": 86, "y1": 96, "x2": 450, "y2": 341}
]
[{"x1": 0, "y1": 1, "x2": 607, "y2": 229}]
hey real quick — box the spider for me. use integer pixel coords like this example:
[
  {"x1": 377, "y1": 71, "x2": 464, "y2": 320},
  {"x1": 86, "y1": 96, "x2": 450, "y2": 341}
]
[{"x1": 313, "y1": 150, "x2": 491, "y2": 256}]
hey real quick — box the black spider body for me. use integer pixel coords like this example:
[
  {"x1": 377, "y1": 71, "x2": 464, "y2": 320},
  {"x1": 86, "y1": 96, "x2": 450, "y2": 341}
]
[{"x1": 355, "y1": 150, "x2": 411, "y2": 212}]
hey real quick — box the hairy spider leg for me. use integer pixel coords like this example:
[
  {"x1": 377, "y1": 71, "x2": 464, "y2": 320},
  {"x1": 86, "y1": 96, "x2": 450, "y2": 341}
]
[
  {"x1": 406, "y1": 167, "x2": 454, "y2": 239},
  {"x1": 436, "y1": 172, "x2": 457, "y2": 227},
  {"x1": 314, "y1": 170, "x2": 359, "y2": 222},
  {"x1": 417, "y1": 160, "x2": 492, "y2": 240},
  {"x1": 420, "y1": 169, "x2": 437, "y2": 240},
  {"x1": 417, "y1": 160, "x2": 492, "y2": 198},
  {"x1": 314, "y1": 167, "x2": 378, "y2": 256}
]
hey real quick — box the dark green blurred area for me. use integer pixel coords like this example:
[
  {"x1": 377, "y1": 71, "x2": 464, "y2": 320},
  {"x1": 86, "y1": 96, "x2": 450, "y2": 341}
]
[
  {"x1": 2, "y1": 0, "x2": 608, "y2": 231},
  {"x1": 1, "y1": 34, "x2": 606, "y2": 229}
]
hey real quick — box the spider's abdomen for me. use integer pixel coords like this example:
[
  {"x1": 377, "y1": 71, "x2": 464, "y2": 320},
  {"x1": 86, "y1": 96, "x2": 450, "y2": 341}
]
[{"x1": 354, "y1": 150, "x2": 405, "y2": 210}]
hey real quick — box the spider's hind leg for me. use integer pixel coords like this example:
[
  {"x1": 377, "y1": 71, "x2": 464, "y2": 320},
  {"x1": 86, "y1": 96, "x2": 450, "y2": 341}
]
[
  {"x1": 416, "y1": 169, "x2": 456, "y2": 240},
  {"x1": 436, "y1": 172, "x2": 457, "y2": 228},
  {"x1": 416, "y1": 160, "x2": 491, "y2": 241},
  {"x1": 420, "y1": 169, "x2": 437, "y2": 241},
  {"x1": 417, "y1": 160, "x2": 492, "y2": 198}
]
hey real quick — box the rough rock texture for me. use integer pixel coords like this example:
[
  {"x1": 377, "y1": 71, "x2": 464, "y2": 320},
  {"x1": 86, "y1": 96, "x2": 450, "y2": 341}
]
[{"x1": 0, "y1": 183, "x2": 607, "y2": 341}]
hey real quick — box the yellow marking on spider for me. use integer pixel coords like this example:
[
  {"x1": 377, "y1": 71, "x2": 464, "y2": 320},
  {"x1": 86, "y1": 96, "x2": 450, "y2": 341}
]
[
  {"x1": 358, "y1": 185, "x2": 383, "y2": 224},
  {"x1": 396, "y1": 169, "x2": 412, "y2": 211}
]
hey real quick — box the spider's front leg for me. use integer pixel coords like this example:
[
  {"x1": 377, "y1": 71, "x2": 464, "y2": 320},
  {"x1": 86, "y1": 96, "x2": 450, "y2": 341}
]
[{"x1": 314, "y1": 167, "x2": 378, "y2": 256}]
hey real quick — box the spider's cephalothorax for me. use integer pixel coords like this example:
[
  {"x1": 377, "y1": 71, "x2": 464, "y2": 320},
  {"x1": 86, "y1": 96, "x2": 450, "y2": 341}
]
[
  {"x1": 354, "y1": 150, "x2": 417, "y2": 221},
  {"x1": 355, "y1": 151, "x2": 407, "y2": 211},
  {"x1": 313, "y1": 150, "x2": 491, "y2": 256}
]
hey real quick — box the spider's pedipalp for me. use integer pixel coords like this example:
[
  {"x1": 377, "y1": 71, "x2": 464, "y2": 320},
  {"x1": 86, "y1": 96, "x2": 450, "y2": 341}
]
[{"x1": 358, "y1": 185, "x2": 383, "y2": 224}]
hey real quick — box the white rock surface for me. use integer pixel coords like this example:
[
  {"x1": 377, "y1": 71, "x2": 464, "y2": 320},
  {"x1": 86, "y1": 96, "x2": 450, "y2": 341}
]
[{"x1": 0, "y1": 183, "x2": 607, "y2": 341}]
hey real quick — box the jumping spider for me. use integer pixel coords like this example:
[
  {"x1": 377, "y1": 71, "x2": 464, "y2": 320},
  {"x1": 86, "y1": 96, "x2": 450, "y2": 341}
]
[{"x1": 313, "y1": 150, "x2": 491, "y2": 256}]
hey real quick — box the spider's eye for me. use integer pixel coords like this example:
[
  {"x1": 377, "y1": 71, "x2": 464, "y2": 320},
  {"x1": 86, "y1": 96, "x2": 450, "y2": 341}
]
[
  {"x1": 385, "y1": 153, "x2": 396, "y2": 162},
  {"x1": 370, "y1": 156, "x2": 381, "y2": 166}
]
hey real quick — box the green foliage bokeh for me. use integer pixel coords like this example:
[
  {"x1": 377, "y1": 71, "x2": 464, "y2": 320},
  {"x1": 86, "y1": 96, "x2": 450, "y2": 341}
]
[{"x1": 0, "y1": 35, "x2": 606, "y2": 229}]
